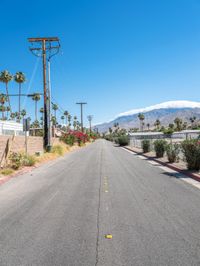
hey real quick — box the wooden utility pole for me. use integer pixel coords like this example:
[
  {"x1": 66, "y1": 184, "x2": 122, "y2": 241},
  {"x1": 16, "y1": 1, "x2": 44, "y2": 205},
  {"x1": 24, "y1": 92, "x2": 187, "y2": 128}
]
[
  {"x1": 87, "y1": 115, "x2": 93, "y2": 133},
  {"x1": 28, "y1": 37, "x2": 60, "y2": 150},
  {"x1": 76, "y1": 102, "x2": 87, "y2": 132}
]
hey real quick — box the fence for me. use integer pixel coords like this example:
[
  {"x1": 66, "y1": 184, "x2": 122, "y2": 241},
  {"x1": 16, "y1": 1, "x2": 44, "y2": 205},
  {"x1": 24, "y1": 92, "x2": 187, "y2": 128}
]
[{"x1": 129, "y1": 130, "x2": 200, "y2": 149}]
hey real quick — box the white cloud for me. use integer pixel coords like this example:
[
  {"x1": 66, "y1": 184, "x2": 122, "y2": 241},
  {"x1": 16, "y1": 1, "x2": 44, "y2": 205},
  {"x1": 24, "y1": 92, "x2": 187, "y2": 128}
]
[{"x1": 117, "y1": 100, "x2": 200, "y2": 118}]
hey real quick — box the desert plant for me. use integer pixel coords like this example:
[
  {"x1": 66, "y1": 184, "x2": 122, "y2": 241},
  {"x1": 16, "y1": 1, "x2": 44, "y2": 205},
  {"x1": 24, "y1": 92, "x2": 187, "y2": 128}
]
[
  {"x1": 142, "y1": 139, "x2": 150, "y2": 153},
  {"x1": 154, "y1": 139, "x2": 167, "y2": 158},
  {"x1": 9, "y1": 152, "x2": 24, "y2": 169},
  {"x1": 51, "y1": 145, "x2": 64, "y2": 156},
  {"x1": 166, "y1": 143, "x2": 180, "y2": 163},
  {"x1": 181, "y1": 140, "x2": 200, "y2": 170},
  {"x1": 118, "y1": 135, "x2": 129, "y2": 146},
  {"x1": 23, "y1": 154, "x2": 36, "y2": 166}
]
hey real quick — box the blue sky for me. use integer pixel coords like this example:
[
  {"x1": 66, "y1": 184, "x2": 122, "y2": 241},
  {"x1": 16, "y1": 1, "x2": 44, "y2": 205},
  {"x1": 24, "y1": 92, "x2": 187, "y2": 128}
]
[{"x1": 1, "y1": 0, "x2": 200, "y2": 126}]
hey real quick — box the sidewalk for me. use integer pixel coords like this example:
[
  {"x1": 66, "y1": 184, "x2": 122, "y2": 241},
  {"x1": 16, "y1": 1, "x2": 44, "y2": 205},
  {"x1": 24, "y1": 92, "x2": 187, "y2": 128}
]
[{"x1": 125, "y1": 146, "x2": 200, "y2": 183}]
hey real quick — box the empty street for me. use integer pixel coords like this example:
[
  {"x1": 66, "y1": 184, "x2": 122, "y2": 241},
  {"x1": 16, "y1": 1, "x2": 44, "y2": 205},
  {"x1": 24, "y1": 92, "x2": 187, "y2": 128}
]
[{"x1": 0, "y1": 140, "x2": 199, "y2": 265}]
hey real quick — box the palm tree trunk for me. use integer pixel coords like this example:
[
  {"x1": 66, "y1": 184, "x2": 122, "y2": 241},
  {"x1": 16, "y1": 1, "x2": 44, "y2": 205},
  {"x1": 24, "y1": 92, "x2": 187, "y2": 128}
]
[
  {"x1": 6, "y1": 83, "x2": 11, "y2": 111},
  {"x1": 35, "y1": 101, "x2": 37, "y2": 121},
  {"x1": 19, "y1": 83, "x2": 21, "y2": 114}
]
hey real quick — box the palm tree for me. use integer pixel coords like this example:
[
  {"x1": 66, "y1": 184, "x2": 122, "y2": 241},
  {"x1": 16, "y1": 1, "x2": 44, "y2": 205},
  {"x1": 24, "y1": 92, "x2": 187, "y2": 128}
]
[
  {"x1": 138, "y1": 113, "x2": 145, "y2": 131},
  {"x1": 0, "y1": 94, "x2": 8, "y2": 119},
  {"x1": 32, "y1": 93, "x2": 41, "y2": 121},
  {"x1": 52, "y1": 104, "x2": 58, "y2": 122},
  {"x1": 14, "y1": 72, "x2": 26, "y2": 114},
  {"x1": 174, "y1": 117, "x2": 182, "y2": 131},
  {"x1": 68, "y1": 114, "x2": 72, "y2": 129},
  {"x1": 146, "y1": 123, "x2": 150, "y2": 131},
  {"x1": 51, "y1": 115, "x2": 56, "y2": 126},
  {"x1": 21, "y1": 109, "x2": 26, "y2": 119},
  {"x1": 15, "y1": 111, "x2": 21, "y2": 122},
  {"x1": 73, "y1": 115, "x2": 77, "y2": 130},
  {"x1": 189, "y1": 116, "x2": 196, "y2": 128},
  {"x1": 10, "y1": 112, "x2": 15, "y2": 120},
  {"x1": 61, "y1": 115, "x2": 65, "y2": 125},
  {"x1": 0, "y1": 70, "x2": 13, "y2": 111},
  {"x1": 154, "y1": 119, "x2": 161, "y2": 130},
  {"x1": 64, "y1": 110, "x2": 69, "y2": 127},
  {"x1": 6, "y1": 106, "x2": 11, "y2": 119}
]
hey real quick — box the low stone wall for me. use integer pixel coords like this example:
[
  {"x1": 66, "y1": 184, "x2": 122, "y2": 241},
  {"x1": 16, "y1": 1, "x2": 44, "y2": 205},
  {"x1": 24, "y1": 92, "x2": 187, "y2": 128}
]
[
  {"x1": 0, "y1": 136, "x2": 43, "y2": 159},
  {"x1": 0, "y1": 135, "x2": 63, "y2": 160}
]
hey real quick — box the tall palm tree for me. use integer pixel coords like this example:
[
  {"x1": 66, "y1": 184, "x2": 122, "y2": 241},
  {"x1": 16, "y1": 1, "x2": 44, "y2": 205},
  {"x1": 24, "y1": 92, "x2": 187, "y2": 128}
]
[
  {"x1": 73, "y1": 115, "x2": 77, "y2": 130},
  {"x1": 0, "y1": 70, "x2": 13, "y2": 111},
  {"x1": 68, "y1": 114, "x2": 72, "y2": 129},
  {"x1": 6, "y1": 106, "x2": 11, "y2": 119},
  {"x1": 32, "y1": 93, "x2": 41, "y2": 121},
  {"x1": 52, "y1": 104, "x2": 58, "y2": 122},
  {"x1": 64, "y1": 110, "x2": 69, "y2": 127},
  {"x1": 21, "y1": 109, "x2": 26, "y2": 119},
  {"x1": 138, "y1": 113, "x2": 145, "y2": 131},
  {"x1": 14, "y1": 72, "x2": 26, "y2": 115},
  {"x1": 61, "y1": 115, "x2": 65, "y2": 125},
  {"x1": 0, "y1": 94, "x2": 8, "y2": 119}
]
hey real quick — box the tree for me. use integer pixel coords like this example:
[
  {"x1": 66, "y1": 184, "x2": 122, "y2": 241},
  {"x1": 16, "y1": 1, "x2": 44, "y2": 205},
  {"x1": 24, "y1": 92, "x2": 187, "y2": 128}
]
[
  {"x1": 52, "y1": 104, "x2": 58, "y2": 122},
  {"x1": 10, "y1": 112, "x2": 15, "y2": 120},
  {"x1": 174, "y1": 117, "x2": 182, "y2": 131},
  {"x1": 73, "y1": 115, "x2": 77, "y2": 130},
  {"x1": 190, "y1": 116, "x2": 196, "y2": 128},
  {"x1": 14, "y1": 72, "x2": 26, "y2": 116},
  {"x1": 0, "y1": 70, "x2": 13, "y2": 111},
  {"x1": 64, "y1": 111, "x2": 69, "y2": 127},
  {"x1": 6, "y1": 106, "x2": 11, "y2": 119},
  {"x1": 0, "y1": 94, "x2": 8, "y2": 119},
  {"x1": 138, "y1": 113, "x2": 145, "y2": 131},
  {"x1": 154, "y1": 119, "x2": 161, "y2": 130},
  {"x1": 32, "y1": 93, "x2": 41, "y2": 121},
  {"x1": 21, "y1": 109, "x2": 26, "y2": 119},
  {"x1": 61, "y1": 115, "x2": 65, "y2": 124},
  {"x1": 68, "y1": 114, "x2": 72, "y2": 129},
  {"x1": 146, "y1": 123, "x2": 150, "y2": 131}
]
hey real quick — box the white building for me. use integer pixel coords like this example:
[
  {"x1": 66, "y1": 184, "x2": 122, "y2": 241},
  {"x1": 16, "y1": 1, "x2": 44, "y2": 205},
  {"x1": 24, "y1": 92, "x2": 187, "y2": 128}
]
[{"x1": 0, "y1": 121, "x2": 24, "y2": 136}]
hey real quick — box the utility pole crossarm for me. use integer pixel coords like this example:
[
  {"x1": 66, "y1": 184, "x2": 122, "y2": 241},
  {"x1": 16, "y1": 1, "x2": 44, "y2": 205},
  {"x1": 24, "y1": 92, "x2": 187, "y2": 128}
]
[{"x1": 76, "y1": 102, "x2": 87, "y2": 132}]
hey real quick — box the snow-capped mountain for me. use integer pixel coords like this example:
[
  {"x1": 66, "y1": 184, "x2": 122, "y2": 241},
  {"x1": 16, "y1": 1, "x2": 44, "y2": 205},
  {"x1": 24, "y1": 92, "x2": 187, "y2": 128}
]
[{"x1": 96, "y1": 101, "x2": 200, "y2": 132}]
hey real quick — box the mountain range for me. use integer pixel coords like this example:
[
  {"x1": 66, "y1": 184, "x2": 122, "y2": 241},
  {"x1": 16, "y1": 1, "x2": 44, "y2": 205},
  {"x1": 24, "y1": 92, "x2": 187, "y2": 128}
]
[{"x1": 96, "y1": 101, "x2": 200, "y2": 132}]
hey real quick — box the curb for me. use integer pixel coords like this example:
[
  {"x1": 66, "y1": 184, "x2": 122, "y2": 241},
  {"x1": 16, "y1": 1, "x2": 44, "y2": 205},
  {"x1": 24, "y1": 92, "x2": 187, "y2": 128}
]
[{"x1": 124, "y1": 146, "x2": 200, "y2": 183}]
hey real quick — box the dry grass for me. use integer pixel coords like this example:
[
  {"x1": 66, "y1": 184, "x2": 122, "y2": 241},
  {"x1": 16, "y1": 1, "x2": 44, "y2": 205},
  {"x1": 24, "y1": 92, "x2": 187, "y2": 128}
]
[{"x1": 0, "y1": 168, "x2": 14, "y2": 176}]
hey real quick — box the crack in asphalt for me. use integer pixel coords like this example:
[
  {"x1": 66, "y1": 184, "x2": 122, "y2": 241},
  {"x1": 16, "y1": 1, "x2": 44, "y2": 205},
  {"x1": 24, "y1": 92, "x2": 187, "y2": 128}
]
[{"x1": 95, "y1": 147, "x2": 103, "y2": 266}]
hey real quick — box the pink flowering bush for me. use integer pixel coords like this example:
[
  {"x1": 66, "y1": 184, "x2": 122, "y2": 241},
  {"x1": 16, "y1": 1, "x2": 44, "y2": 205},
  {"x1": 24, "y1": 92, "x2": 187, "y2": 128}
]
[{"x1": 60, "y1": 130, "x2": 89, "y2": 146}]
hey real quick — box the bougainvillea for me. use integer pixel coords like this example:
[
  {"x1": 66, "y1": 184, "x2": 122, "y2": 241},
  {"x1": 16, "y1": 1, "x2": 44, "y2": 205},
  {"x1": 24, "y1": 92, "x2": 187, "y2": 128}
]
[{"x1": 60, "y1": 130, "x2": 90, "y2": 146}]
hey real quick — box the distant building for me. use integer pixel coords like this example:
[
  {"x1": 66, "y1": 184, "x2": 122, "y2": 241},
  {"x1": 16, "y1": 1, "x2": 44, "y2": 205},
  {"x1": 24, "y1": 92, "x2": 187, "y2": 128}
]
[{"x1": 0, "y1": 121, "x2": 24, "y2": 136}]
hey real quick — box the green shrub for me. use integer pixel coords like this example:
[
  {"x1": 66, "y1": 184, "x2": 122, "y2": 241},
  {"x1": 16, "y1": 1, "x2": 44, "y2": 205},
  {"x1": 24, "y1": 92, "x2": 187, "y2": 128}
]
[
  {"x1": 23, "y1": 154, "x2": 36, "y2": 166},
  {"x1": 154, "y1": 139, "x2": 167, "y2": 158},
  {"x1": 61, "y1": 134, "x2": 75, "y2": 146},
  {"x1": 142, "y1": 140, "x2": 150, "y2": 153},
  {"x1": 166, "y1": 143, "x2": 180, "y2": 163},
  {"x1": 9, "y1": 152, "x2": 24, "y2": 169},
  {"x1": 9, "y1": 152, "x2": 36, "y2": 169},
  {"x1": 51, "y1": 145, "x2": 64, "y2": 156},
  {"x1": 181, "y1": 140, "x2": 200, "y2": 170},
  {"x1": 118, "y1": 135, "x2": 129, "y2": 146}
]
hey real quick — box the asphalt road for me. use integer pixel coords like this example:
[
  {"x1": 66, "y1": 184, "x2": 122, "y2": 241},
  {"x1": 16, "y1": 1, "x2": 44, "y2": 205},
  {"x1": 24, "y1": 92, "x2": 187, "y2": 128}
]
[{"x1": 0, "y1": 139, "x2": 199, "y2": 266}]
